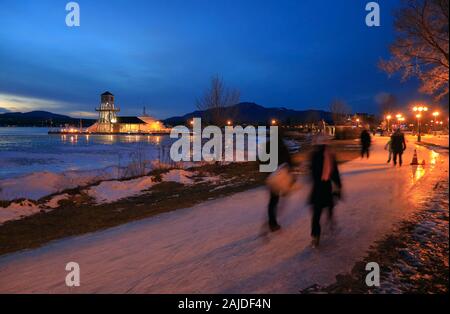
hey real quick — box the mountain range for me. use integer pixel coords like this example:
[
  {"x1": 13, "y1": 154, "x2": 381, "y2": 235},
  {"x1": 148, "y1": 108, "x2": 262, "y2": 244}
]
[
  {"x1": 0, "y1": 103, "x2": 333, "y2": 127},
  {"x1": 163, "y1": 102, "x2": 333, "y2": 126},
  {"x1": 0, "y1": 111, "x2": 95, "y2": 127}
]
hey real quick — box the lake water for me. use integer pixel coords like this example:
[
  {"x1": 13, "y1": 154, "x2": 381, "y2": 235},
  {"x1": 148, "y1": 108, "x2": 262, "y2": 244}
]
[
  {"x1": 0, "y1": 127, "x2": 288, "y2": 181},
  {"x1": 0, "y1": 127, "x2": 296, "y2": 200},
  {"x1": 0, "y1": 127, "x2": 172, "y2": 180}
]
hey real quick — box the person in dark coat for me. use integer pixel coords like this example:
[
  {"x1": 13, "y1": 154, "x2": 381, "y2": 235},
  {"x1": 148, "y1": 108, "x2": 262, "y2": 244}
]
[
  {"x1": 390, "y1": 128, "x2": 407, "y2": 166},
  {"x1": 360, "y1": 129, "x2": 371, "y2": 158},
  {"x1": 308, "y1": 138, "x2": 342, "y2": 247},
  {"x1": 262, "y1": 131, "x2": 293, "y2": 232}
]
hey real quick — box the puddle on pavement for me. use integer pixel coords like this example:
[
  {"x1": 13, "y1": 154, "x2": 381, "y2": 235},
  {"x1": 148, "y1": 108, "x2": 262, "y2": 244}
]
[{"x1": 410, "y1": 148, "x2": 441, "y2": 183}]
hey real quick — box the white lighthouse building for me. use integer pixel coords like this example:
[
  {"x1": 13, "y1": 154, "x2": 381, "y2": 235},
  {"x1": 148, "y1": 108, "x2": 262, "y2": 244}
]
[
  {"x1": 85, "y1": 91, "x2": 168, "y2": 134},
  {"x1": 95, "y1": 91, "x2": 120, "y2": 133}
]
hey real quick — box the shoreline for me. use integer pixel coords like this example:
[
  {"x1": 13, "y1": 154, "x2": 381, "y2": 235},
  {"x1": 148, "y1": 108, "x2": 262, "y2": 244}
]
[
  {"x1": 47, "y1": 131, "x2": 171, "y2": 135},
  {"x1": 0, "y1": 138, "x2": 446, "y2": 293},
  {"x1": 0, "y1": 139, "x2": 361, "y2": 256}
]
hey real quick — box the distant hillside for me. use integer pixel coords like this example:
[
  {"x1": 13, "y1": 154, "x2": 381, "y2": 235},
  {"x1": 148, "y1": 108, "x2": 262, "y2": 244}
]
[
  {"x1": 0, "y1": 111, "x2": 96, "y2": 127},
  {"x1": 164, "y1": 102, "x2": 333, "y2": 126}
]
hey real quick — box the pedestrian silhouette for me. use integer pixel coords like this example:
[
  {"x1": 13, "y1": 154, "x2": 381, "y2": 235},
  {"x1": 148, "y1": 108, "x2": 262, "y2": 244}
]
[
  {"x1": 385, "y1": 138, "x2": 392, "y2": 163},
  {"x1": 390, "y1": 128, "x2": 407, "y2": 166},
  {"x1": 360, "y1": 129, "x2": 371, "y2": 159},
  {"x1": 262, "y1": 130, "x2": 294, "y2": 232},
  {"x1": 308, "y1": 136, "x2": 342, "y2": 247}
]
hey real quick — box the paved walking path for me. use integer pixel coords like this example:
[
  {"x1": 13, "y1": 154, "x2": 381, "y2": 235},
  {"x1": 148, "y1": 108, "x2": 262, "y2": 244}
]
[{"x1": 0, "y1": 137, "x2": 447, "y2": 293}]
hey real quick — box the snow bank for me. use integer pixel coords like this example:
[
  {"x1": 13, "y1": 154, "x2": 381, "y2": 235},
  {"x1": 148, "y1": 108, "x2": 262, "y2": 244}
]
[
  {"x1": 87, "y1": 169, "x2": 200, "y2": 204},
  {"x1": 0, "y1": 160, "x2": 219, "y2": 202},
  {"x1": 417, "y1": 134, "x2": 449, "y2": 148},
  {"x1": 161, "y1": 169, "x2": 194, "y2": 185},
  {"x1": 0, "y1": 167, "x2": 119, "y2": 201},
  {"x1": 87, "y1": 176, "x2": 157, "y2": 204},
  {"x1": 0, "y1": 168, "x2": 217, "y2": 222},
  {"x1": 0, "y1": 200, "x2": 40, "y2": 224},
  {"x1": 0, "y1": 193, "x2": 72, "y2": 225},
  {"x1": 43, "y1": 194, "x2": 70, "y2": 209}
]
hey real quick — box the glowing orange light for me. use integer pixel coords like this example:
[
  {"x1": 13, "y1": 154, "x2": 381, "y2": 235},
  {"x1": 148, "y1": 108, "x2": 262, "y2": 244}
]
[{"x1": 413, "y1": 106, "x2": 428, "y2": 112}]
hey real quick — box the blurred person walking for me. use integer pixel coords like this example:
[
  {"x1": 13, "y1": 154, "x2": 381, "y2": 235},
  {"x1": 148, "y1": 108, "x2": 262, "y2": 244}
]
[
  {"x1": 385, "y1": 138, "x2": 393, "y2": 163},
  {"x1": 391, "y1": 128, "x2": 407, "y2": 166},
  {"x1": 308, "y1": 136, "x2": 342, "y2": 247},
  {"x1": 360, "y1": 129, "x2": 372, "y2": 159},
  {"x1": 262, "y1": 131, "x2": 295, "y2": 232}
]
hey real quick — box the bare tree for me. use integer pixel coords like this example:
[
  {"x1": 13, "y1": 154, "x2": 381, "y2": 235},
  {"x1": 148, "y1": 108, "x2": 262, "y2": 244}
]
[
  {"x1": 196, "y1": 74, "x2": 240, "y2": 126},
  {"x1": 329, "y1": 99, "x2": 351, "y2": 125},
  {"x1": 379, "y1": 0, "x2": 449, "y2": 100}
]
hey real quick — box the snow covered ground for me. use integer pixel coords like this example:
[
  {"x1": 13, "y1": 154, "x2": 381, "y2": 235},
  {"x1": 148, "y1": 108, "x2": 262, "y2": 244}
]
[
  {"x1": 0, "y1": 167, "x2": 119, "y2": 201},
  {"x1": 416, "y1": 134, "x2": 449, "y2": 148},
  {"x1": 0, "y1": 169, "x2": 209, "y2": 224},
  {"x1": 86, "y1": 169, "x2": 203, "y2": 204},
  {"x1": 0, "y1": 137, "x2": 447, "y2": 293}
]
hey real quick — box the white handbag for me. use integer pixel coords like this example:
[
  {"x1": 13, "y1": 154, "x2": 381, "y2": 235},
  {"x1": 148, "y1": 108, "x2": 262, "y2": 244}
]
[{"x1": 265, "y1": 163, "x2": 300, "y2": 196}]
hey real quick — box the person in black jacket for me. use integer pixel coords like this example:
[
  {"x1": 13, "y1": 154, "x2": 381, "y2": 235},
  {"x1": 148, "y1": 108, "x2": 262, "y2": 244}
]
[
  {"x1": 308, "y1": 138, "x2": 342, "y2": 247},
  {"x1": 360, "y1": 129, "x2": 372, "y2": 159},
  {"x1": 263, "y1": 130, "x2": 293, "y2": 232},
  {"x1": 390, "y1": 128, "x2": 407, "y2": 166}
]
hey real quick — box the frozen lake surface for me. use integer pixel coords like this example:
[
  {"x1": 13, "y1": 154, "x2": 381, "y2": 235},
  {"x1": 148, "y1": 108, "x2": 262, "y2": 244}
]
[
  {"x1": 0, "y1": 127, "x2": 172, "y2": 180},
  {"x1": 0, "y1": 127, "x2": 272, "y2": 200}
]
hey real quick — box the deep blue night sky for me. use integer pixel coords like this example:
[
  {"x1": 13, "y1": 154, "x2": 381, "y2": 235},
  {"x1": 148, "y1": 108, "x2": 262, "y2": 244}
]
[{"x1": 0, "y1": 0, "x2": 435, "y2": 119}]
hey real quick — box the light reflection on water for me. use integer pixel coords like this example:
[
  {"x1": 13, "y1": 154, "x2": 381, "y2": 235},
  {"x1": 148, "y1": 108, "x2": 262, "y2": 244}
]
[
  {"x1": 430, "y1": 150, "x2": 439, "y2": 166},
  {"x1": 0, "y1": 127, "x2": 173, "y2": 180},
  {"x1": 0, "y1": 127, "x2": 272, "y2": 180},
  {"x1": 410, "y1": 149, "x2": 441, "y2": 183},
  {"x1": 411, "y1": 165, "x2": 426, "y2": 182}
]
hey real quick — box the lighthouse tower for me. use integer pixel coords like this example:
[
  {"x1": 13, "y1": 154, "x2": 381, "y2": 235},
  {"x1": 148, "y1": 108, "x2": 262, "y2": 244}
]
[{"x1": 96, "y1": 91, "x2": 120, "y2": 132}]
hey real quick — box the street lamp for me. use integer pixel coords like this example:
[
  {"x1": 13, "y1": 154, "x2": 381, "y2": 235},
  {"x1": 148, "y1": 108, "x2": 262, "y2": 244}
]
[
  {"x1": 386, "y1": 114, "x2": 392, "y2": 132},
  {"x1": 395, "y1": 114, "x2": 403, "y2": 129},
  {"x1": 415, "y1": 113, "x2": 422, "y2": 142},
  {"x1": 413, "y1": 106, "x2": 428, "y2": 113},
  {"x1": 412, "y1": 106, "x2": 428, "y2": 142}
]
